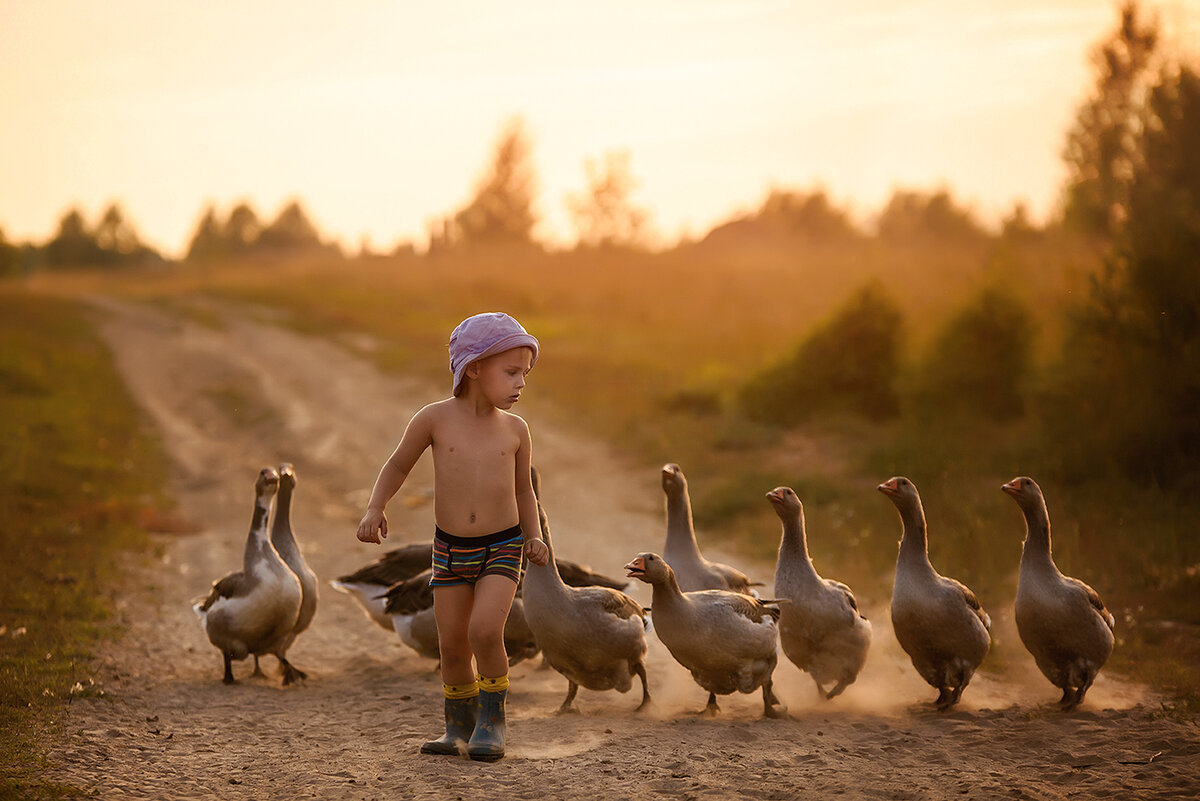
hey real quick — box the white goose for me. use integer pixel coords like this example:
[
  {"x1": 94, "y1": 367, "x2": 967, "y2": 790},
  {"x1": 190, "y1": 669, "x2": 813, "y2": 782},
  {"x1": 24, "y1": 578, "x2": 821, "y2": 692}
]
[
  {"x1": 625, "y1": 552, "x2": 784, "y2": 718},
  {"x1": 661, "y1": 463, "x2": 758, "y2": 593},
  {"x1": 878, "y1": 476, "x2": 990, "y2": 710},
  {"x1": 194, "y1": 467, "x2": 302, "y2": 684},
  {"x1": 266, "y1": 463, "x2": 317, "y2": 684},
  {"x1": 522, "y1": 499, "x2": 650, "y2": 713},
  {"x1": 767, "y1": 486, "x2": 871, "y2": 700},
  {"x1": 1002, "y1": 476, "x2": 1114, "y2": 710}
]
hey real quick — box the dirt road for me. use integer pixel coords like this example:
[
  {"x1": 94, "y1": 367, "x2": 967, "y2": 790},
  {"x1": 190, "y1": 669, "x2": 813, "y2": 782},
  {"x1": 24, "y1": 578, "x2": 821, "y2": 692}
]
[{"x1": 49, "y1": 296, "x2": 1199, "y2": 800}]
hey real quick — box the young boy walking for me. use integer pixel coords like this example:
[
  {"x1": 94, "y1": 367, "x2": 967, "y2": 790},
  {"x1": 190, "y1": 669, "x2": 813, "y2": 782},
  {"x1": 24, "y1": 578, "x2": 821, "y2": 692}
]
[{"x1": 356, "y1": 312, "x2": 549, "y2": 762}]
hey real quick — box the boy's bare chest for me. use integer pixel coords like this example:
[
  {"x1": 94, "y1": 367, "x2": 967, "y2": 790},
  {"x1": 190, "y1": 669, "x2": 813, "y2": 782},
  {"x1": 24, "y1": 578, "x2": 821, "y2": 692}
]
[{"x1": 433, "y1": 421, "x2": 519, "y2": 468}]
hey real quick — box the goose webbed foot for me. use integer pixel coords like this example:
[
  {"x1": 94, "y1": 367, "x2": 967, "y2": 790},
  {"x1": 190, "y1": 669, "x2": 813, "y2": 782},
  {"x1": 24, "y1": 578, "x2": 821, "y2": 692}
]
[
  {"x1": 700, "y1": 693, "x2": 720, "y2": 717},
  {"x1": 278, "y1": 657, "x2": 307, "y2": 685},
  {"x1": 934, "y1": 686, "x2": 956, "y2": 711}
]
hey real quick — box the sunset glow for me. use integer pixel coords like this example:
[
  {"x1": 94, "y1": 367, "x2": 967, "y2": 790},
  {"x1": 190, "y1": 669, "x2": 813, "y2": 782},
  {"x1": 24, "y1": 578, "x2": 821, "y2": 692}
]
[{"x1": 2, "y1": 0, "x2": 1199, "y2": 256}]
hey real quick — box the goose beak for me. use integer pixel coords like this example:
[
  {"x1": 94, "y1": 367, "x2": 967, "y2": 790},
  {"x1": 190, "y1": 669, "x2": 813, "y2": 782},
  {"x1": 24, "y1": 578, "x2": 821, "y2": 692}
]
[
  {"x1": 877, "y1": 479, "x2": 897, "y2": 496},
  {"x1": 624, "y1": 557, "x2": 646, "y2": 579},
  {"x1": 766, "y1": 489, "x2": 783, "y2": 505},
  {"x1": 1001, "y1": 480, "x2": 1020, "y2": 497}
]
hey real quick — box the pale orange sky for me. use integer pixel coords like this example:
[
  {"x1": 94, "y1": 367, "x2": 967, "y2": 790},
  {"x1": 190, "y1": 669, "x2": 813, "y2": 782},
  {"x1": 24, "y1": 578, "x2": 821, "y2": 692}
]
[{"x1": 2, "y1": 1, "x2": 1198, "y2": 257}]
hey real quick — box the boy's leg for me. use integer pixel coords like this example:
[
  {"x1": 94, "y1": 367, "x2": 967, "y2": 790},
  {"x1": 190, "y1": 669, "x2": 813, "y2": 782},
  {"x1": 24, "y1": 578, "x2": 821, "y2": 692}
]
[
  {"x1": 467, "y1": 574, "x2": 517, "y2": 677},
  {"x1": 467, "y1": 574, "x2": 518, "y2": 762},
  {"x1": 421, "y1": 584, "x2": 478, "y2": 756},
  {"x1": 433, "y1": 584, "x2": 476, "y2": 685}
]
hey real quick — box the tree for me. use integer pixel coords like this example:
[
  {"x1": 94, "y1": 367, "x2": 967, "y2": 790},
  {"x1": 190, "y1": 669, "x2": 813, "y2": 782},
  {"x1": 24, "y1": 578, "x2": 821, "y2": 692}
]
[
  {"x1": 1054, "y1": 64, "x2": 1200, "y2": 486},
  {"x1": 448, "y1": 118, "x2": 539, "y2": 247},
  {"x1": 567, "y1": 150, "x2": 650, "y2": 249},
  {"x1": 186, "y1": 205, "x2": 225, "y2": 260},
  {"x1": 1061, "y1": 1, "x2": 1160, "y2": 238},
  {"x1": 42, "y1": 208, "x2": 104, "y2": 266},
  {"x1": 258, "y1": 199, "x2": 324, "y2": 251},
  {"x1": 875, "y1": 189, "x2": 987, "y2": 244},
  {"x1": 223, "y1": 202, "x2": 262, "y2": 253}
]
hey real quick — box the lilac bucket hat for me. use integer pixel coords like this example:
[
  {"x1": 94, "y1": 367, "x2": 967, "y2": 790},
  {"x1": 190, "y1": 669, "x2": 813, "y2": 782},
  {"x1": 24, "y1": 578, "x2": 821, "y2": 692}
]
[{"x1": 448, "y1": 312, "x2": 539, "y2": 396}]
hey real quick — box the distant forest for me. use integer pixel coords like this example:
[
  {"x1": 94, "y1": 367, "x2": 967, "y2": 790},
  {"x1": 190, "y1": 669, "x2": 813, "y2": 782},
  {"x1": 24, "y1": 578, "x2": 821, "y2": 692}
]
[{"x1": 2, "y1": 1, "x2": 1197, "y2": 490}]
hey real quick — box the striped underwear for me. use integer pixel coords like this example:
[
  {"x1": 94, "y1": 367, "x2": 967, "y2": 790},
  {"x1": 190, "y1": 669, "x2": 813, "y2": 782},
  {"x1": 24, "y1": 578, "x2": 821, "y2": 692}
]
[{"x1": 429, "y1": 524, "x2": 524, "y2": 587}]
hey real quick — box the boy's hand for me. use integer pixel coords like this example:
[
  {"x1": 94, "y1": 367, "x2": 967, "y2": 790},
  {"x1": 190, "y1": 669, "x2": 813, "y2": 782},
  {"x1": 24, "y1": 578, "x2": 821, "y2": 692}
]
[
  {"x1": 525, "y1": 537, "x2": 549, "y2": 566},
  {"x1": 356, "y1": 508, "x2": 388, "y2": 544}
]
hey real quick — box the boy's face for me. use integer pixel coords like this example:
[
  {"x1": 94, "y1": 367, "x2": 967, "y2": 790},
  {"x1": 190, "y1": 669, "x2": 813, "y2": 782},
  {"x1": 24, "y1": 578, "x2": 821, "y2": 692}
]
[{"x1": 472, "y1": 346, "x2": 534, "y2": 409}]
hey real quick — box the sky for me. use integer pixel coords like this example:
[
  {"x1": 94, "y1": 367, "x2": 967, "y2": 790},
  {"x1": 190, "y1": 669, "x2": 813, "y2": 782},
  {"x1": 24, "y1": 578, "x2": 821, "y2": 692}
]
[{"x1": 2, "y1": 1, "x2": 1199, "y2": 257}]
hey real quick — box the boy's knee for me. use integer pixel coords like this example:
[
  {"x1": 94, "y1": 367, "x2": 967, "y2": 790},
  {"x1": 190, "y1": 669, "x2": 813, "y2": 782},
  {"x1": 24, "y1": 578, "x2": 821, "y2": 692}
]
[{"x1": 467, "y1": 623, "x2": 505, "y2": 656}]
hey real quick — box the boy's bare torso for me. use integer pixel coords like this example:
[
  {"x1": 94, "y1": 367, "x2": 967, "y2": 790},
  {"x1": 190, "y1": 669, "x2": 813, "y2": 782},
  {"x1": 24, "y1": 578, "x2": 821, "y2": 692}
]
[{"x1": 427, "y1": 400, "x2": 524, "y2": 537}]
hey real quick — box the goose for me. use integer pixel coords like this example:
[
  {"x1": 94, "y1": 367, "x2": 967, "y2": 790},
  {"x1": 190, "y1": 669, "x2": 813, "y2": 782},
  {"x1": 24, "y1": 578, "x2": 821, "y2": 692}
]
[
  {"x1": 264, "y1": 463, "x2": 318, "y2": 685},
  {"x1": 1002, "y1": 476, "x2": 1115, "y2": 710},
  {"x1": 767, "y1": 486, "x2": 871, "y2": 700},
  {"x1": 522, "y1": 498, "x2": 650, "y2": 713},
  {"x1": 330, "y1": 542, "x2": 432, "y2": 630},
  {"x1": 194, "y1": 467, "x2": 302, "y2": 685},
  {"x1": 379, "y1": 568, "x2": 541, "y2": 667},
  {"x1": 625, "y1": 552, "x2": 784, "y2": 718},
  {"x1": 878, "y1": 477, "x2": 991, "y2": 710},
  {"x1": 661, "y1": 463, "x2": 758, "y2": 593}
]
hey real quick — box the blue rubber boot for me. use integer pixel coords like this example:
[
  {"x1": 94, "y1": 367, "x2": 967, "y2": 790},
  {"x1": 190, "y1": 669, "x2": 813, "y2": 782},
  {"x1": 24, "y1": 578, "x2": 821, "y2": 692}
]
[
  {"x1": 467, "y1": 687, "x2": 507, "y2": 762},
  {"x1": 420, "y1": 695, "x2": 478, "y2": 755}
]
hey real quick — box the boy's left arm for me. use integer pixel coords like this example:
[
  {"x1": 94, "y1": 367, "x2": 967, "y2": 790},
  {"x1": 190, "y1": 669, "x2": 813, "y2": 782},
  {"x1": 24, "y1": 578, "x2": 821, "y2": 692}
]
[{"x1": 514, "y1": 419, "x2": 549, "y2": 566}]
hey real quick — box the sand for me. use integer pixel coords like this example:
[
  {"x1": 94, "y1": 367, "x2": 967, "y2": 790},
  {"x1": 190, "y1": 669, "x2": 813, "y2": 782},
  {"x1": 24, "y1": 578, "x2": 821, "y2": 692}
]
[{"x1": 45, "y1": 295, "x2": 1200, "y2": 800}]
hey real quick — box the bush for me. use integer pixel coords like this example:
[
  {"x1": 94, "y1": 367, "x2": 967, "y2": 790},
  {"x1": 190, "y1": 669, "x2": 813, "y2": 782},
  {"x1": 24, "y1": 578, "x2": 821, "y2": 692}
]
[
  {"x1": 739, "y1": 281, "x2": 903, "y2": 425},
  {"x1": 912, "y1": 287, "x2": 1036, "y2": 421}
]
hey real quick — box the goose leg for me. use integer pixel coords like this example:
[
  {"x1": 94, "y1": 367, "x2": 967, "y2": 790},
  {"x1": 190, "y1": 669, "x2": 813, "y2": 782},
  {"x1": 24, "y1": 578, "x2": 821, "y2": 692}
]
[
  {"x1": 633, "y1": 662, "x2": 651, "y2": 712},
  {"x1": 702, "y1": 692, "x2": 720, "y2": 716},
  {"x1": 251, "y1": 655, "x2": 266, "y2": 679},
  {"x1": 825, "y1": 675, "x2": 851, "y2": 700},
  {"x1": 1057, "y1": 686, "x2": 1074, "y2": 709},
  {"x1": 934, "y1": 686, "x2": 954, "y2": 710},
  {"x1": 222, "y1": 652, "x2": 236, "y2": 685},
  {"x1": 557, "y1": 681, "x2": 580, "y2": 715},
  {"x1": 762, "y1": 680, "x2": 787, "y2": 718}
]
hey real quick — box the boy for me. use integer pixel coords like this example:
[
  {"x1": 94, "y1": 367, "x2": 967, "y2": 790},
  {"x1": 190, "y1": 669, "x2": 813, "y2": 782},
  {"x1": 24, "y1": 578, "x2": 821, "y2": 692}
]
[{"x1": 356, "y1": 312, "x2": 549, "y2": 762}]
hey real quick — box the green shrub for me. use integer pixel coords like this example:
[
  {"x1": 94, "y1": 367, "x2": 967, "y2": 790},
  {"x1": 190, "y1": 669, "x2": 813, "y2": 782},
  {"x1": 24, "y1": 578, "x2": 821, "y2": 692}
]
[{"x1": 739, "y1": 281, "x2": 903, "y2": 425}]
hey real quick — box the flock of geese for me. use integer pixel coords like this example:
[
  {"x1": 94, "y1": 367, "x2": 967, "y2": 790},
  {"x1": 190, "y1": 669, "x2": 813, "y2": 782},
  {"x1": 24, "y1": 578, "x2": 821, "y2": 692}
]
[{"x1": 195, "y1": 462, "x2": 1115, "y2": 717}]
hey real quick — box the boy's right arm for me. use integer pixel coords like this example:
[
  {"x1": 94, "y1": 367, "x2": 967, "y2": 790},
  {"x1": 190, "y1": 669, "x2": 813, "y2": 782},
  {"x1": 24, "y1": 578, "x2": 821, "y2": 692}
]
[{"x1": 356, "y1": 407, "x2": 435, "y2": 544}]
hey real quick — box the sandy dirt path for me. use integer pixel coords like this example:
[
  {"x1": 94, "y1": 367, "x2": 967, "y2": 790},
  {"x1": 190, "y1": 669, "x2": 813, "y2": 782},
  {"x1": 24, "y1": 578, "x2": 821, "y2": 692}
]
[{"x1": 47, "y1": 295, "x2": 1199, "y2": 800}]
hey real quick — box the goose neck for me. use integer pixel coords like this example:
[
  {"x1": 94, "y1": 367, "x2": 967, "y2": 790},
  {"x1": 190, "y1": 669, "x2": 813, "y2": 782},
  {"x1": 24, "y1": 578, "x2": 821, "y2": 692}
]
[
  {"x1": 665, "y1": 491, "x2": 700, "y2": 555},
  {"x1": 779, "y1": 518, "x2": 820, "y2": 584},
  {"x1": 244, "y1": 497, "x2": 273, "y2": 571}
]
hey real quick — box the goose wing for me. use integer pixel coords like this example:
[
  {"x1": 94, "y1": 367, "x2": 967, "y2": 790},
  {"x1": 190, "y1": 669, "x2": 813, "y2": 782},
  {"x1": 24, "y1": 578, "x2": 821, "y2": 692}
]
[
  {"x1": 699, "y1": 590, "x2": 781, "y2": 624},
  {"x1": 826, "y1": 579, "x2": 866, "y2": 619},
  {"x1": 948, "y1": 577, "x2": 991, "y2": 631},
  {"x1": 199, "y1": 571, "x2": 248, "y2": 611},
  {"x1": 337, "y1": 543, "x2": 432, "y2": 586},
  {"x1": 590, "y1": 587, "x2": 646, "y2": 621},
  {"x1": 381, "y1": 569, "x2": 434, "y2": 615},
  {"x1": 1066, "y1": 576, "x2": 1115, "y2": 630}
]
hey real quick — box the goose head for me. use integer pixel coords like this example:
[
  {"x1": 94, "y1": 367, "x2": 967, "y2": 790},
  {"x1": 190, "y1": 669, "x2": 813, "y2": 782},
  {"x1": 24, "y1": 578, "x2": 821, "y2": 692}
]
[
  {"x1": 625, "y1": 552, "x2": 671, "y2": 585},
  {"x1": 278, "y1": 462, "x2": 296, "y2": 492},
  {"x1": 256, "y1": 466, "x2": 281, "y2": 499},
  {"x1": 661, "y1": 463, "x2": 687, "y2": 496},
  {"x1": 765, "y1": 486, "x2": 802, "y2": 520},
  {"x1": 877, "y1": 476, "x2": 919, "y2": 510},
  {"x1": 1001, "y1": 475, "x2": 1044, "y2": 515}
]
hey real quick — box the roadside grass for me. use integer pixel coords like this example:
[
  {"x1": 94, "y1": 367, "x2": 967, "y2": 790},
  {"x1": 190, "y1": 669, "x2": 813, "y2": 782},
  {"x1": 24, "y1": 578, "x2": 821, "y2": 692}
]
[
  {"x1": 22, "y1": 240, "x2": 1200, "y2": 712},
  {"x1": 0, "y1": 287, "x2": 168, "y2": 799}
]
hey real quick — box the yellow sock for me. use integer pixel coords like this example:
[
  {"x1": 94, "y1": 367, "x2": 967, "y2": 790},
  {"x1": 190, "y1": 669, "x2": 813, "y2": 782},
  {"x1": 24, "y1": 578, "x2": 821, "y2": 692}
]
[
  {"x1": 443, "y1": 680, "x2": 479, "y2": 699},
  {"x1": 477, "y1": 673, "x2": 509, "y2": 693}
]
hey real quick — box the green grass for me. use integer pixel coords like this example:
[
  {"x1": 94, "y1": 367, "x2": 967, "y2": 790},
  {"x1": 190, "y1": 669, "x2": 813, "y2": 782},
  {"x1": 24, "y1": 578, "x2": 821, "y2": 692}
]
[{"x1": 0, "y1": 287, "x2": 168, "y2": 799}]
